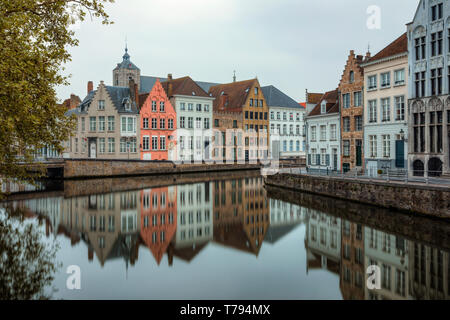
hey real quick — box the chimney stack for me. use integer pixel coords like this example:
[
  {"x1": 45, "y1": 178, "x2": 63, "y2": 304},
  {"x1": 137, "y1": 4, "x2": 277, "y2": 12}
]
[
  {"x1": 87, "y1": 81, "x2": 93, "y2": 94},
  {"x1": 167, "y1": 74, "x2": 173, "y2": 97},
  {"x1": 129, "y1": 79, "x2": 137, "y2": 105}
]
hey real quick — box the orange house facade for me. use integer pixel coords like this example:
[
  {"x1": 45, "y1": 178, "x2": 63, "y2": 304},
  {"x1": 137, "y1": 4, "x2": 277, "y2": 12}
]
[
  {"x1": 140, "y1": 187, "x2": 177, "y2": 265},
  {"x1": 139, "y1": 79, "x2": 177, "y2": 160}
]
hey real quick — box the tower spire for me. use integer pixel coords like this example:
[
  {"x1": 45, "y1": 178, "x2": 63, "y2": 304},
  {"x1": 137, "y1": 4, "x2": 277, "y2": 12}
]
[{"x1": 233, "y1": 70, "x2": 236, "y2": 82}]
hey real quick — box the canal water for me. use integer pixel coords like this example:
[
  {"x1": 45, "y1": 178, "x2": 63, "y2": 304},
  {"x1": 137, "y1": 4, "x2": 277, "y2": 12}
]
[{"x1": 1, "y1": 172, "x2": 449, "y2": 300}]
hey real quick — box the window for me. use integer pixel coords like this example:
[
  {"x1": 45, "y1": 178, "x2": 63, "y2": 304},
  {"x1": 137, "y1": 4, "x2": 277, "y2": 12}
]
[
  {"x1": 354, "y1": 91, "x2": 362, "y2": 107},
  {"x1": 311, "y1": 126, "x2": 316, "y2": 141},
  {"x1": 311, "y1": 149, "x2": 317, "y2": 165},
  {"x1": 188, "y1": 117, "x2": 193, "y2": 129},
  {"x1": 283, "y1": 112, "x2": 287, "y2": 120},
  {"x1": 98, "y1": 116, "x2": 105, "y2": 131},
  {"x1": 180, "y1": 102, "x2": 186, "y2": 111},
  {"x1": 320, "y1": 125, "x2": 326, "y2": 140},
  {"x1": 143, "y1": 118, "x2": 149, "y2": 129},
  {"x1": 254, "y1": 87, "x2": 258, "y2": 95},
  {"x1": 203, "y1": 118, "x2": 209, "y2": 129},
  {"x1": 394, "y1": 69, "x2": 405, "y2": 85},
  {"x1": 369, "y1": 135, "x2": 377, "y2": 158},
  {"x1": 204, "y1": 104, "x2": 210, "y2": 112},
  {"x1": 321, "y1": 149, "x2": 326, "y2": 165},
  {"x1": 382, "y1": 135, "x2": 391, "y2": 158},
  {"x1": 270, "y1": 112, "x2": 274, "y2": 120},
  {"x1": 187, "y1": 103, "x2": 193, "y2": 111},
  {"x1": 431, "y1": 68, "x2": 443, "y2": 96},
  {"x1": 368, "y1": 75, "x2": 377, "y2": 90},
  {"x1": 89, "y1": 117, "x2": 96, "y2": 131},
  {"x1": 343, "y1": 93, "x2": 350, "y2": 108},
  {"x1": 330, "y1": 124, "x2": 337, "y2": 140},
  {"x1": 349, "y1": 71, "x2": 354, "y2": 83},
  {"x1": 249, "y1": 99, "x2": 253, "y2": 107},
  {"x1": 415, "y1": 36, "x2": 426, "y2": 61},
  {"x1": 415, "y1": 71, "x2": 426, "y2": 98},
  {"x1": 120, "y1": 138, "x2": 127, "y2": 153},
  {"x1": 381, "y1": 72, "x2": 390, "y2": 88},
  {"x1": 143, "y1": 136, "x2": 150, "y2": 151},
  {"x1": 152, "y1": 101, "x2": 157, "y2": 112},
  {"x1": 98, "y1": 100, "x2": 105, "y2": 110},
  {"x1": 160, "y1": 136, "x2": 166, "y2": 150},
  {"x1": 431, "y1": 31, "x2": 443, "y2": 57},
  {"x1": 196, "y1": 104, "x2": 202, "y2": 112},
  {"x1": 369, "y1": 100, "x2": 378, "y2": 123},
  {"x1": 160, "y1": 118, "x2": 166, "y2": 129},
  {"x1": 259, "y1": 100, "x2": 264, "y2": 107},
  {"x1": 160, "y1": 101, "x2": 165, "y2": 112},
  {"x1": 99, "y1": 138, "x2": 105, "y2": 153},
  {"x1": 343, "y1": 140, "x2": 350, "y2": 157},
  {"x1": 152, "y1": 136, "x2": 158, "y2": 150},
  {"x1": 321, "y1": 102, "x2": 326, "y2": 114},
  {"x1": 343, "y1": 117, "x2": 350, "y2": 132},
  {"x1": 180, "y1": 117, "x2": 185, "y2": 129},
  {"x1": 276, "y1": 112, "x2": 280, "y2": 120},
  {"x1": 108, "y1": 116, "x2": 115, "y2": 131},
  {"x1": 381, "y1": 98, "x2": 390, "y2": 122},
  {"x1": 395, "y1": 96, "x2": 405, "y2": 121},
  {"x1": 355, "y1": 116, "x2": 362, "y2": 131},
  {"x1": 431, "y1": 3, "x2": 443, "y2": 21},
  {"x1": 108, "y1": 138, "x2": 115, "y2": 153},
  {"x1": 214, "y1": 119, "x2": 219, "y2": 127}
]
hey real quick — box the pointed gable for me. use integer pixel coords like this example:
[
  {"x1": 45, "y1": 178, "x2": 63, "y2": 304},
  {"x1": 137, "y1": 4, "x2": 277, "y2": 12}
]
[
  {"x1": 161, "y1": 76, "x2": 210, "y2": 98},
  {"x1": 209, "y1": 79, "x2": 256, "y2": 111},
  {"x1": 307, "y1": 89, "x2": 340, "y2": 117},
  {"x1": 367, "y1": 33, "x2": 408, "y2": 64}
]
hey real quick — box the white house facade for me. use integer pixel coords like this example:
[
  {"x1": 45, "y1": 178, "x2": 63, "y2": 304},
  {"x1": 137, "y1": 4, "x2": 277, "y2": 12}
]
[
  {"x1": 263, "y1": 86, "x2": 306, "y2": 159},
  {"x1": 305, "y1": 90, "x2": 341, "y2": 173},
  {"x1": 361, "y1": 33, "x2": 409, "y2": 176},
  {"x1": 407, "y1": 0, "x2": 450, "y2": 177}
]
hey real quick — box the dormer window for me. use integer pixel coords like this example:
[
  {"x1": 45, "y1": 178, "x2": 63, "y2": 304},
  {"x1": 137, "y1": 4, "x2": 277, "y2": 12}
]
[
  {"x1": 125, "y1": 99, "x2": 131, "y2": 111},
  {"x1": 321, "y1": 101, "x2": 327, "y2": 114}
]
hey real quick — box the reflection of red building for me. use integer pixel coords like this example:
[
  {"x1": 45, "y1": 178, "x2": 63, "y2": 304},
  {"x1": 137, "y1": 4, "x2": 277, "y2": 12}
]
[
  {"x1": 139, "y1": 79, "x2": 177, "y2": 160},
  {"x1": 140, "y1": 187, "x2": 177, "y2": 265}
]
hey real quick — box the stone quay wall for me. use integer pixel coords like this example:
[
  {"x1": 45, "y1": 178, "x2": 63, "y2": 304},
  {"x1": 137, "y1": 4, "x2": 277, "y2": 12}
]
[
  {"x1": 64, "y1": 159, "x2": 261, "y2": 179},
  {"x1": 265, "y1": 173, "x2": 450, "y2": 219}
]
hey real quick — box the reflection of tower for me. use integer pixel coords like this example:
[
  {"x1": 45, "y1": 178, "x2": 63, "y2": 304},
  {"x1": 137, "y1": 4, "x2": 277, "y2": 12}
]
[
  {"x1": 340, "y1": 220, "x2": 365, "y2": 300},
  {"x1": 140, "y1": 187, "x2": 177, "y2": 265}
]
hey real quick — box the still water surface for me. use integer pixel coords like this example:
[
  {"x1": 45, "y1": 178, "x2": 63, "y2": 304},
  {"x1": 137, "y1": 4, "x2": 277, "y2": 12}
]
[{"x1": 1, "y1": 172, "x2": 449, "y2": 300}]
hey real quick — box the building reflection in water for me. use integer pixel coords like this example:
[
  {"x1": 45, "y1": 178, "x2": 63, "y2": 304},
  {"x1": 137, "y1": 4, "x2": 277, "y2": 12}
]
[{"x1": 3, "y1": 175, "x2": 450, "y2": 300}]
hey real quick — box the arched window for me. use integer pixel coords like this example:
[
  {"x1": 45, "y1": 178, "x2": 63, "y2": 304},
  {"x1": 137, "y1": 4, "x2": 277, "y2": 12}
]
[
  {"x1": 428, "y1": 158, "x2": 443, "y2": 177},
  {"x1": 412, "y1": 160, "x2": 424, "y2": 177}
]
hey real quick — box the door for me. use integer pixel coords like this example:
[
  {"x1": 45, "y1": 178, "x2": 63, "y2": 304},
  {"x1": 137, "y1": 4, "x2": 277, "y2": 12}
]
[
  {"x1": 89, "y1": 140, "x2": 97, "y2": 159},
  {"x1": 356, "y1": 140, "x2": 362, "y2": 167},
  {"x1": 395, "y1": 140, "x2": 405, "y2": 168}
]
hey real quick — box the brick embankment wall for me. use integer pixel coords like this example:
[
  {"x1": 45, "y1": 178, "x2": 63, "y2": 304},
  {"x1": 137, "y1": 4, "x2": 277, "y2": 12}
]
[
  {"x1": 64, "y1": 170, "x2": 261, "y2": 198},
  {"x1": 63, "y1": 159, "x2": 261, "y2": 179},
  {"x1": 265, "y1": 184, "x2": 450, "y2": 250},
  {"x1": 264, "y1": 173, "x2": 450, "y2": 219}
]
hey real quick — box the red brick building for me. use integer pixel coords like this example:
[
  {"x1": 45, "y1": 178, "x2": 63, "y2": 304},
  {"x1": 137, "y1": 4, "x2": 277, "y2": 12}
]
[{"x1": 139, "y1": 79, "x2": 177, "y2": 161}]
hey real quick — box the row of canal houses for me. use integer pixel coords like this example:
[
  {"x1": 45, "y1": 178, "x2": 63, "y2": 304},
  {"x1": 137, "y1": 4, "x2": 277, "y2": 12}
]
[
  {"x1": 65, "y1": 48, "x2": 307, "y2": 162},
  {"x1": 306, "y1": 0, "x2": 450, "y2": 177}
]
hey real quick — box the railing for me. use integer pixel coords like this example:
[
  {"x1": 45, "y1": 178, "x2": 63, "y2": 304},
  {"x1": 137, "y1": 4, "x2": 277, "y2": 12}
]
[{"x1": 275, "y1": 166, "x2": 450, "y2": 186}]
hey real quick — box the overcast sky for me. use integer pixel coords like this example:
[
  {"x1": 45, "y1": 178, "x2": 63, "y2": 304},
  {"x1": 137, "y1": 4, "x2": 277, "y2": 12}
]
[{"x1": 57, "y1": 0, "x2": 419, "y2": 103}]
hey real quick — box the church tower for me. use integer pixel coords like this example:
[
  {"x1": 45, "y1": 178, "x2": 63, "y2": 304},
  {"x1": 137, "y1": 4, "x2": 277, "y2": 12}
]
[{"x1": 113, "y1": 46, "x2": 141, "y2": 90}]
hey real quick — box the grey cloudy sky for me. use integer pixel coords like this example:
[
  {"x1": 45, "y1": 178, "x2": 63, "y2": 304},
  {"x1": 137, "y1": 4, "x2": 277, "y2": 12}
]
[{"x1": 57, "y1": 0, "x2": 419, "y2": 103}]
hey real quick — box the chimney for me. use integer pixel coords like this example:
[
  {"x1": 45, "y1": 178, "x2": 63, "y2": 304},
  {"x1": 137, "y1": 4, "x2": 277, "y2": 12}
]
[
  {"x1": 167, "y1": 73, "x2": 173, "y2": 81},
  {"x1": 87, "y1": 81, "x2": 93, "y2": 94},
  {"x1": 88, "y1": 247, "x2": 93, "y2": 261}
]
